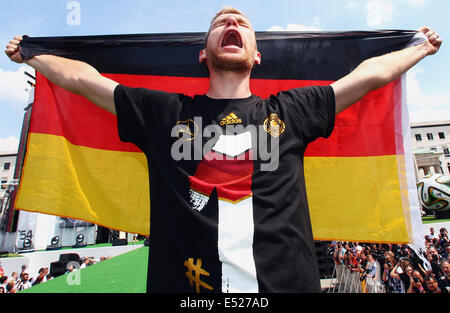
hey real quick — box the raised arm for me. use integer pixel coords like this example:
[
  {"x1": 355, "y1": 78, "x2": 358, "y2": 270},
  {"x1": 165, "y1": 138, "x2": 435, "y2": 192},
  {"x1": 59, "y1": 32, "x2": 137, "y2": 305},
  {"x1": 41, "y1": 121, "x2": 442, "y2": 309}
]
[
  {"x1": 331, "y1": 27, "x2": 442, "y2": 115},
  {"x1": 390, "y1": 261, "x2": 402, "y2": 280},
  {"x1": 5, "y1": 36, "x2": 118, "y2": 115}
]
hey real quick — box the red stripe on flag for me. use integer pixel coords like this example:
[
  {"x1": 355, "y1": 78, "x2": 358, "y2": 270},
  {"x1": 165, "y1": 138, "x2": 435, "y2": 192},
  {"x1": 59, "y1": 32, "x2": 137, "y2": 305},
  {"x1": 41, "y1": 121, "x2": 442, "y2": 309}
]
[
  {"x1": 31, "y1": 73, "x2": 140, "y2": 152},
  {"x1": 307, "y1": 79, "x2": 401, "y2": 157},
  {"x1": 31, "y1": 73, "x2": 400, "y2": 156}
]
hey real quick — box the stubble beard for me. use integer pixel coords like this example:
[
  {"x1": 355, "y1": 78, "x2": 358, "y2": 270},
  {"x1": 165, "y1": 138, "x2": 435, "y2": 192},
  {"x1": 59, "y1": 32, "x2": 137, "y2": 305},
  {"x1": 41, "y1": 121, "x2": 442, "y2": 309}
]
[{"x1": 207, "y1": 46, "x2": 254, "y2": 74}]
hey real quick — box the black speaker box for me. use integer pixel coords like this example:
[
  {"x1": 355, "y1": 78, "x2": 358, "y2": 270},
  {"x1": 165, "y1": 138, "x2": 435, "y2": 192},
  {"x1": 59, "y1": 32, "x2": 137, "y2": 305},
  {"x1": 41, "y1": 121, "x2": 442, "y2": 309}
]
[
  {"x1": 50, "y1": 261, "x2": 69, "y2": 277},
  {"x1": 59, "y1": 253, "x2": 80, "y2": 262},
  {"x1": 112, "y1": 238, "x2": 128, "y2": 246}
]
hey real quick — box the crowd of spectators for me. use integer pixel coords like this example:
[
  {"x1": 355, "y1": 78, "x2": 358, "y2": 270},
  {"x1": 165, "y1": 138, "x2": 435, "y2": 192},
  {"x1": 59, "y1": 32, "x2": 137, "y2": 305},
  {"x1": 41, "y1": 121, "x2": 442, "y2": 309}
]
[
  {"x1": 329, "y1": 226, "x2": 449, "y2": 293},
  {"x1": 0, "y1": 264, "x2": 51, "y2": 294},
  {"x1": 0, "y1": 256, "x2": 109, "y2": 294}
]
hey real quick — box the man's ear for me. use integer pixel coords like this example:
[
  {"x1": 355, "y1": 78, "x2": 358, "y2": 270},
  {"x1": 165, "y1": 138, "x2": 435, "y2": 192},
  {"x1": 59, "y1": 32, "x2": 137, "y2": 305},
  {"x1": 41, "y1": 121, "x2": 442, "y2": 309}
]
[
  {"x1": 254, "y1": 51, "x2": 261, "y2": 65},
  {"x1": 199, "y1": 49, "x2": 207, "y2": 63}
]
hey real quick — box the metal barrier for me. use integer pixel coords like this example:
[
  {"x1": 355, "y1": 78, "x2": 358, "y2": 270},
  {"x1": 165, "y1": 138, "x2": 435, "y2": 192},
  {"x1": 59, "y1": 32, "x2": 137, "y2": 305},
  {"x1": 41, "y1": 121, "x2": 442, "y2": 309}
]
[{"x1": 328, "y1": 263, "x2": 385, "y2": 293}]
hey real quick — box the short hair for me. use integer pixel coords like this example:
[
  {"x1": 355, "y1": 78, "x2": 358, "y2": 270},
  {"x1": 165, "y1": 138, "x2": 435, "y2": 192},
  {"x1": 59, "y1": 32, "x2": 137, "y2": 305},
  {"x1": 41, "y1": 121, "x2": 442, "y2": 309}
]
[
  {"x1": 204, "y1": 6, "x2": 248, "y2": 46},
  {"x1": 6, "y1": 280, "x2": 15, "y2": 292}
]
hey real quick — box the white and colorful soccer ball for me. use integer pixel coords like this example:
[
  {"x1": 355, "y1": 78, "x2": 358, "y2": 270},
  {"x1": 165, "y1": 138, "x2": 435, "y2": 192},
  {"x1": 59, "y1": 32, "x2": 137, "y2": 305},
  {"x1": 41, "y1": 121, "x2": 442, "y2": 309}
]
[{"x1": 417, "y1": 174, "x2": 450, "y2": 212}]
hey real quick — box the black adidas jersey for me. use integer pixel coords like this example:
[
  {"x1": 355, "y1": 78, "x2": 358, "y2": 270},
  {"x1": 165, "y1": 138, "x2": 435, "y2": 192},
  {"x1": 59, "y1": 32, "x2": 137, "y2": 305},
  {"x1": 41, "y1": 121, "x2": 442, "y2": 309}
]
[{"x1": 114, "y1": 84, "x2": 335, "y2": 293}]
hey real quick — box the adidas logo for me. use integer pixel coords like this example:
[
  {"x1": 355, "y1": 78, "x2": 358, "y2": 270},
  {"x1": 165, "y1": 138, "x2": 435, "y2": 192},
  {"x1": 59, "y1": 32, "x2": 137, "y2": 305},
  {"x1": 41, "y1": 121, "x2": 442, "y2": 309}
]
[{"x1": 220, "y1": 113, "x2": 242, "y2": 126}]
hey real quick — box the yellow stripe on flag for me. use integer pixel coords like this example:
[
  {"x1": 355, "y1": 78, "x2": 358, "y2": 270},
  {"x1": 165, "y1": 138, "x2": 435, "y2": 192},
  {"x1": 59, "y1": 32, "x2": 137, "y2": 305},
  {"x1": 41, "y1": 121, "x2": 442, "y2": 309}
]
[
  {"x1": 16, "y1": 133, "x2": 150, "y2": 235},
  {"x1": 16, "y1": 134, "x2": 410, "y2": 242},
  {"x1": 305, "y1": 155, "x2": 409, "y2": 243}
]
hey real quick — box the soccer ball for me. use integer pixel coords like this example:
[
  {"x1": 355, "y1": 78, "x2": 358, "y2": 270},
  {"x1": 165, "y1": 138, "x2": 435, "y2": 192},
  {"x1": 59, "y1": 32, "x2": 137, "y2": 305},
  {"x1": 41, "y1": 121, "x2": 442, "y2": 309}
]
[{"x1": 417, "y1": 174, "x2": 450, "y2": 212}]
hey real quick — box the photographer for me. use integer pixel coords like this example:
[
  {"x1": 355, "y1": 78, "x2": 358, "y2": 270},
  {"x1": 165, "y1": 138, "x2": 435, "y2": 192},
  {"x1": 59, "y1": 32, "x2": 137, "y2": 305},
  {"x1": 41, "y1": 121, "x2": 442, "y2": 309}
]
[
  {"x1": 382, "y1": 252, "x2": 404, "y2": 293},
  {"x1": 392, "y1": 244, "x2": 403, "y2": 260},
  {"x1": 437, "y1": 260, "x2": 450, "y2": 293},
  {"x1": 426, "y1": 246, "x2": 443, "y2": 278},
  {"x1": 345, "y1": 250, "x2": 357, "y2": 271},
  {"x1": 444, "y1": 243, "x2": 450, "y2": 260},
  {"x1": 437, "y1": 228, "x2": 449, "y2": 254},
  {"x1": 407, "y1": 270, "x2": 425, "y2": 293},
  {"x1": 391, "y1": 259, "x2": 413, "y2": 292}
]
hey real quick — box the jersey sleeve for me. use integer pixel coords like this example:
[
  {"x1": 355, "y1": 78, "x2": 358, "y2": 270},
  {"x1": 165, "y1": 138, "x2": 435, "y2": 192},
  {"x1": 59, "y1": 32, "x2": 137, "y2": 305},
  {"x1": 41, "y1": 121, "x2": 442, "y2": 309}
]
[
  {"x1": 113, "y1": 84, "x2": 177, "y2": 147},
  {"x1": 277, "y1": 85, "x2": 335, "y2": 143}
]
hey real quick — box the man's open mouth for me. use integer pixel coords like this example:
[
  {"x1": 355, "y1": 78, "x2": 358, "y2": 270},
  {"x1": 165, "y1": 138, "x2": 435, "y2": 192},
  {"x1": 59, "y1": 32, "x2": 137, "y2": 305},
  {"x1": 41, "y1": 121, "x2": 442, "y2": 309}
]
[{"x1": 221, "y1": 29, "x2": 243, "y2": 48}]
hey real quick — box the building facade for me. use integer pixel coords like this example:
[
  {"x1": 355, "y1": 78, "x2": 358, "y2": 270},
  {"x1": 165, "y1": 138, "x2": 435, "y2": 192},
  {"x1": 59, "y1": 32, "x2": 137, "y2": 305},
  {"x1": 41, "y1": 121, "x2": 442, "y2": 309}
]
[
  {"x1": 410, "y1": 120, "x2": 450, "y2": 179},
  {"x1": 0, "y1": 152, "x2": 17, "y2": 201}
]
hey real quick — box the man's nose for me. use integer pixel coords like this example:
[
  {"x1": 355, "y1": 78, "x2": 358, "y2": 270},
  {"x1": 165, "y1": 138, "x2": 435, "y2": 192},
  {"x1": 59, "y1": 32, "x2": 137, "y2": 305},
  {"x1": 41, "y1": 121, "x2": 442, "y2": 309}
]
[{"x1": 226, "y1": 15, "x2": 238, "y2": 27}]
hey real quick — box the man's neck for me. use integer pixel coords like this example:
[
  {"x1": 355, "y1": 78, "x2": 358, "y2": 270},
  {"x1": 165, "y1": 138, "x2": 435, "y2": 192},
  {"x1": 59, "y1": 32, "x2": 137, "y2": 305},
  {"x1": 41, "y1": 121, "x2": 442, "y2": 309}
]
[{"x1": 206, "y1": 70, "x2": 252, "y2": 99}]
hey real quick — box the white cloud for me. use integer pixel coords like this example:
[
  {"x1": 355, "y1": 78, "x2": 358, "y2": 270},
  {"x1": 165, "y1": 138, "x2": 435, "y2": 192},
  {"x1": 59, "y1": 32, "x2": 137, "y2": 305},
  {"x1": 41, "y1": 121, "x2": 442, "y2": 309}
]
[
  {"x1": 267, "y1": 23, "x2": 322, "y2": 32},
  {"x1": 268, "y1": 16, "x2": 322, "y2": 32},
  {"x1": 365, "y1": 0, "x2": 396, "y2": 27},
  {"x1": 0, "y1": 65, "x2": 34, "y2": 109},
  {"x1": 0, "y1": 136, "x2": 19, "y2": 154},
  {"x1": 346, "y1": 0, "x2": 358, "y2": 9},
  {"x1": 406, "y1": 66, "x2": 450, "y2": 123}
]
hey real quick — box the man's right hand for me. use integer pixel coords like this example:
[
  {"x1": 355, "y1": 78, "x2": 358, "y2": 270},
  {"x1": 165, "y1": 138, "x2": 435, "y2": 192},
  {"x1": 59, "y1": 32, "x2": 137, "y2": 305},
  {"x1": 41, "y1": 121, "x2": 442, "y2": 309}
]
[
  {"x1": 5, "y1": 36, "x2": 24, "y2": 63},
  {"x1": 5, "y1": 35, "x2": 119, "y2": 115}
]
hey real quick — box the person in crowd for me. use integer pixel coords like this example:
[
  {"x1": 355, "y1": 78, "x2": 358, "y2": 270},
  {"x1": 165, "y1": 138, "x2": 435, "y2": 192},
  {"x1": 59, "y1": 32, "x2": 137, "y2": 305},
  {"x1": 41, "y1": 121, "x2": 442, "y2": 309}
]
[
  {"x1": 333, "y1": 243, "x2": 341, "y2": 266},
  {"x1": 66, "y1": 265, "x2": 74, "y2": 274},
  {"x1": 389, "y1": 258, "x2": 413, "y2": 292},
  {"x1": 30, "y1": 268, "x2": 47, "y2": 286},
  {"x1": 437, "y1": 228, "x2": 449, "y2": 253},
  {"x1": 382, "y1": 253, "x2": 404, "y2": 293},
  {"x1": 407, "y1": 269, "x2": 425, "y2": 293},
  {"x1": 5, "y1": 280, "x2": 17, "y2": 293},
  {"x1": 424, "y1": 274, "x2": 441, "y2": 293},
  {"x1": 18, "y1": 272, "x2": 32, "y2": 291},
  {"x1": 424, "y1": 235, "x2": 433, "y2": 249},
  {"x1": 365, "y1": 254, "x2": 379, "y2": 281},
  {"x1": 80, "y1": 257, "x2": 95, "y2": 269},
  {"x1": 345, "y1": 250, "x2": 356, "y2": 271},
  {"x1": 338, "y1": 243, "x2": 347, "y2": 265},
  {"x1": 11, "y1": 272, "x2": 20, "y2": 289},
  {"x1": 0, "y1": 275, "x2": 8, "y2": 290},
  {"x1": 20, "y1": 265, "x2": 27, "y2": 277},
  {"x1": 426, "y1": 245, "x2": 443, "y2": 278},
  {"x1": 400, "y1": 246, "x2": 415, "y2": 265},
  {"x1": 428, "y1": 227, "x2": 438, "y2": 240},
  {"x1": 437, "y1": 260, "x2": 450, "y2": 293}
]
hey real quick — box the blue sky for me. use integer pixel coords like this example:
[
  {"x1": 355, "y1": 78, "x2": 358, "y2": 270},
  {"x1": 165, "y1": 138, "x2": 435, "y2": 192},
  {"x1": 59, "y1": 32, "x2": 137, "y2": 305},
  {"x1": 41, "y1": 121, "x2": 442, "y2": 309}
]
[{"x1": 1, "y1": 0, "x2": 449, "y2": 152}]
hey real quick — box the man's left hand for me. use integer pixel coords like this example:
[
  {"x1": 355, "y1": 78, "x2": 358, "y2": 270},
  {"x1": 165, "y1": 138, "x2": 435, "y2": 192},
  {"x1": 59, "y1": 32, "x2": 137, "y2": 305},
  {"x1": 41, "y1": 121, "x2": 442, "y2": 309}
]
[{"x1": 419, "y1": 26, "x2": 442, "y2": 55}]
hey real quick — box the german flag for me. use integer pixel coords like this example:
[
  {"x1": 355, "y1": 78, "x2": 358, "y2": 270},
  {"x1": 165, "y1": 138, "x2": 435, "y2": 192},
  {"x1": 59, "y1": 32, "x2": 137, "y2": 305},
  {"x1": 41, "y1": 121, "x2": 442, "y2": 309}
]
[{"x1": 16, "y1": 31, "x2": 422, "y2": 243}]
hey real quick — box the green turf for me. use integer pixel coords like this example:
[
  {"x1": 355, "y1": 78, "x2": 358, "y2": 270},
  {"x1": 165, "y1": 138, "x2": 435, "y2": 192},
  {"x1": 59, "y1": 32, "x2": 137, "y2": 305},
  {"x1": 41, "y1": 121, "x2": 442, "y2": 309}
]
[
  {"x1": 422, "y1": 216, "x2": 450, "y2": 224},
  {"x1": 20, "y1": 246, "x2": 148, "y2": 293}
]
